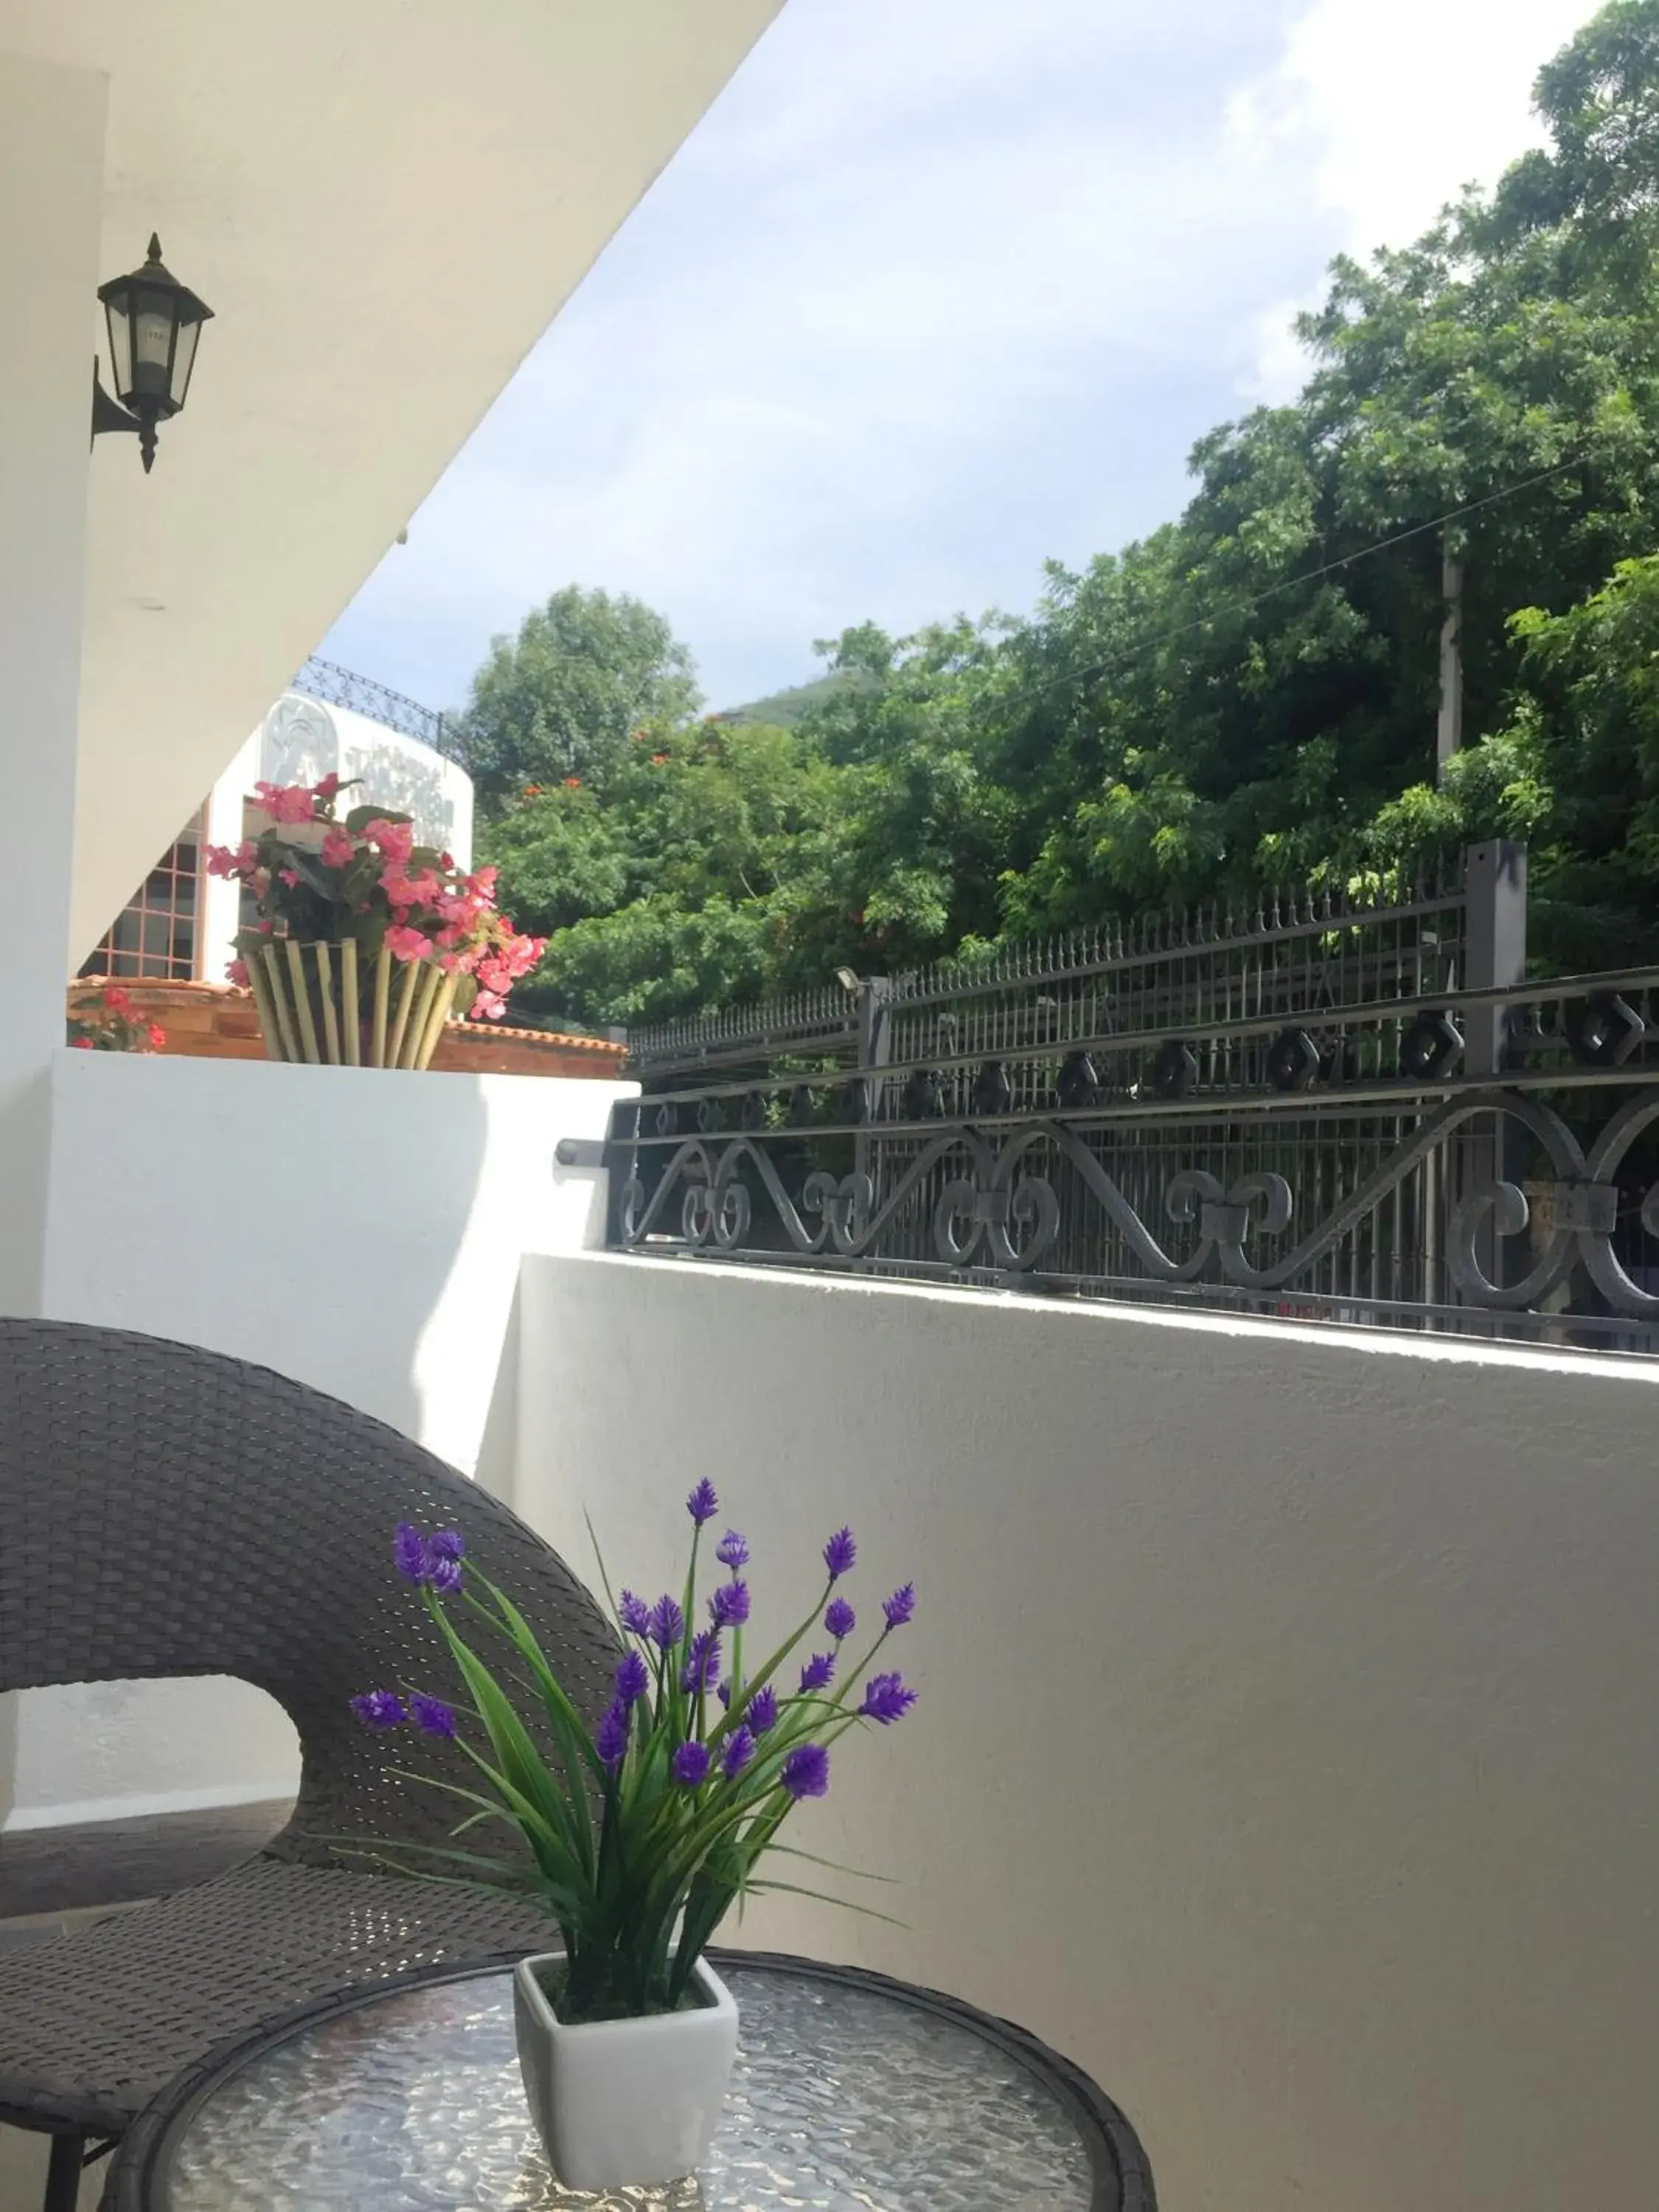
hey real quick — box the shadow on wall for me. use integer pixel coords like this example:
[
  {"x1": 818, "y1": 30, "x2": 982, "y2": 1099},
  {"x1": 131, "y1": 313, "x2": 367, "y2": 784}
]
[{"x1": 41, "y1": 1053, "x2": 490, "y2": 1453}]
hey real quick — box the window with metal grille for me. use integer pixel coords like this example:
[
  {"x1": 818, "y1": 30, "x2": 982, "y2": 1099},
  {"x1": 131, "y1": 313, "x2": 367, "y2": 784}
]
[{"x1": 81, "y1": 810, "x2": 205, "y2": 980}]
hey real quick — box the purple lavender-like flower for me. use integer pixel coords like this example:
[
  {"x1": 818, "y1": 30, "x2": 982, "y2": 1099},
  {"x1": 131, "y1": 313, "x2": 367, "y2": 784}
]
[
  {"x1": 709, "y1": 1579, "x2": 751, "y2": 1630},
  {"x1": 883, "y1": 1583, "x2": 917, "y2": 1629},
  {"x1": 648, "y1": 1594, "x2": 685, "y2": 1650},
  {"x1": 350, "y1": 1690, "x2": 407, "y2": 1729},
  {"x1": 748, "y1": 1684, "x2": 779, "y2": 1733},
  {"x1": 823, "y1": 1526, "x2": 857, "y2": 1580},
  {"x1": 799, "y1": 1651, "x2": 835, "y2": 1694},
  {"x1": 782, "y1": 1743, "x2": 830, "y2": 1799},
  {"x1": 394, "y1": 1522, "x2": 465, "y2": 1591},
  {"x1": 715, "y1": 1529, "x2": 750, "y2": 1570},
  {"x1": 858, "y1": 1671, "x2": 918, "y2": 1725},
  {"x1": 686, "y1": 1478, "x2": 720, "y2": 1526},
  {"x1": 673, "y1": 1739, "x2": 712, "y2": 1787},
  {"x1": 595, "y1": 1698, "x2": 630, "y2": 1773},
  {"x1": 614, "y1": 1649, "x2": 650, "y2": 1707},
  {"x1": 409, "y1": 1691, "x2": 457, "y2": 1739},
  {"x1": 824, "y1": 1597, "x2": 856, "y2": 1641},
  {"x1": 681, "y1": 1631, "x2": 723, "y2": 1694},
  {"x1": 619, "y1": 1589, "x2": 652, "y2": 1636},
  {"x1": 717, "y1": 1678, "x2": 732, "y2": 1709},
  {"x1": 723, "y1": 1726, "x2": 757, "y2": 1779}
]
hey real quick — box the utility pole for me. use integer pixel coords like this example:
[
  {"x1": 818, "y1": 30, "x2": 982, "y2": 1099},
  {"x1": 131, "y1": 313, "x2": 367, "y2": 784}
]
[{"x1": 1436, "y1": 532, "x2": 1464, "y2": 780}]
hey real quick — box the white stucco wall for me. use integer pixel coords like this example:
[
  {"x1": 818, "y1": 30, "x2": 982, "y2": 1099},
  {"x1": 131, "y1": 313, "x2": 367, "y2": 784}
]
[
  {"x1": 1, "y1": 1050, "x2": 630, "y2": 1829},
  {"x1": 511, "y1": 1253, "x2": 1659, "y2": 2212},
  {"x1": 0, "y1": 51, "x2": 105, "y2": 1315},
  {"x1": 198, "y1": 692, "x2": 473, "y2": 986}
]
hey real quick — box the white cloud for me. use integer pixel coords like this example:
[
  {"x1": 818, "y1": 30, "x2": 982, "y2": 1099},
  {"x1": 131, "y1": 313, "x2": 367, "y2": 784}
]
[
  {"x1": 325, "y1": 0, "x2": 1610, "y2": 709},
  {"x1": 1231, "y1": 0, "x2": 1601, "y2": 401}
]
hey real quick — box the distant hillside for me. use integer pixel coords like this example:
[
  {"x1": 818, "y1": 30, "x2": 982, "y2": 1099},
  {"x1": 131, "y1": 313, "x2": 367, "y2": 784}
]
[{"x1": 714, "y1": 670, "x2": 861, "y2": 727}]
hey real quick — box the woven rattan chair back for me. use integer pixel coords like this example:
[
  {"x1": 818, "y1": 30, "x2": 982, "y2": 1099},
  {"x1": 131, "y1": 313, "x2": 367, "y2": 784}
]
[{"x1": 0, "y1": 1319, "x2": 617, "y2": 1865}]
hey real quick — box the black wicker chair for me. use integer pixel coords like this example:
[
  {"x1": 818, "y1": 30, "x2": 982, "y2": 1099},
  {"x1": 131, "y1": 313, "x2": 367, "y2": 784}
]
[{"x1": 0, "y1": 1319, "x2": 619, "y2": 2212}]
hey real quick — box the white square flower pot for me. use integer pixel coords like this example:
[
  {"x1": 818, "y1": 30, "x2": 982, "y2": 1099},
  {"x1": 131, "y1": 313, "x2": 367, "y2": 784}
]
[{"x1": 512, "y1": 1952, "x2": 739, "y2": 2191}]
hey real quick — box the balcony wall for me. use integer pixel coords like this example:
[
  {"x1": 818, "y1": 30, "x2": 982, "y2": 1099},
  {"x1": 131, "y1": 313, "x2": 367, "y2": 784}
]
[
  {"x1": 0, "y1": 1049, "x2": 630, "y2": 1832},
  {"x1": 510, "y1": 1251, "x2": 1659, "y2": 2212}
]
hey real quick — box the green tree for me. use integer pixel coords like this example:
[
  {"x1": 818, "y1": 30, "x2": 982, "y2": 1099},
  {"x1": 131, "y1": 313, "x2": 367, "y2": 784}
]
[
  {"x1": 484, "y1": 717, "x2": 848, "y2": 1027},
  {"x1": 453, "y1": 586, "x2": 700, "y2": 812}
]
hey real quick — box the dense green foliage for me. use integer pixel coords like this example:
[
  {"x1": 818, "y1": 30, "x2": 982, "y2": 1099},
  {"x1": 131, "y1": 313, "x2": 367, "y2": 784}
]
[
  {"x1": 451, "y1": 586, "x2": 700, "y2": 815},
  {"x1": 464, "y1": 2, "x2": 1659, "y2": 1029}
]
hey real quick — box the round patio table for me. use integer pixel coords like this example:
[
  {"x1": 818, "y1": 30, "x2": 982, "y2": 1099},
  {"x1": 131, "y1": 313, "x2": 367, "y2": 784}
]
[{"x1": 106, "y1": 1950, "x2": 1155, "y2": 2211}]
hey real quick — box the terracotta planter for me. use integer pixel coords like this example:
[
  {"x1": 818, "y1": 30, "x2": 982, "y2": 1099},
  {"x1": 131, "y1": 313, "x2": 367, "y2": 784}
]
[
  {"x1": 250, "y1": 939, "x2": 458, "y2": 1071},
  {"x1": 512, "y1": 1951, "x2": 739, "y2": 2191}
]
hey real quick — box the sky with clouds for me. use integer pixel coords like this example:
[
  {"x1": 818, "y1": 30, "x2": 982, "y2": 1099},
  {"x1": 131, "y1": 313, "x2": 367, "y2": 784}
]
[{"x1": 321, "y1": 0, "x2": 1603, "y2": 717}]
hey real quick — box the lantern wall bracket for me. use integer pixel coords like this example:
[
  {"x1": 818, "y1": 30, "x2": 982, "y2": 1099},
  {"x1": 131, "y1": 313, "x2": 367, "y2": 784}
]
[{"x1": 91, "y1": 361, "x2": 151, "y2": 466}]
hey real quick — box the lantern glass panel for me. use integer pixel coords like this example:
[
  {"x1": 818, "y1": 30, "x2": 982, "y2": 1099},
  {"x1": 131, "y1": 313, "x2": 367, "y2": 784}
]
[
  {"x1": 103, "y1": 291, "x2": 133, "y2": 401},
  {"x1": 169, "y1": 317, "x2": 201, "y2": 410},
  {"x1": 131, "y1": 282, "x2": 176, "y2": 405}
]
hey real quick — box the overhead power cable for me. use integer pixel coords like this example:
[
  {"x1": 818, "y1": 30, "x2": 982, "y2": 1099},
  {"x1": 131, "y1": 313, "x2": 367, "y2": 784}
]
[{"x1": 1004, "y1": 453, "x2": 1585, "y2": 710}]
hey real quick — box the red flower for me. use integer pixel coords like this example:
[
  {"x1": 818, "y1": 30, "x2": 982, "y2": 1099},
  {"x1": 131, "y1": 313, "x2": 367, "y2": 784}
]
[
  {"x1": 563, "y1": 776, "x2": 582, "y2": 789},
  {"x1": 72, "y1": 1035, "x2": 94, "y2": 1050},
  {"x1": 147, "y1": 1023, "x2": 166, "y2": 1051},
  {"x1": 651, "y1": 753, "x2": 669, "y2": 765},
  {"x1": 312, "y1": 772, "x2": 342, "y2": 801},
  {"x1": 102, "y1": 985, "x2": 133, "y2": 1014},
  {"x1": 523, "y1": 785, "x2": 543, "y2": 798}
]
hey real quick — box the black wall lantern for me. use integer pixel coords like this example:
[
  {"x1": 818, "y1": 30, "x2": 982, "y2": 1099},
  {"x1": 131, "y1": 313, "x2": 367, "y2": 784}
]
[{"x1": 92, "y1": 234, "x2": 213, "y2": 472}]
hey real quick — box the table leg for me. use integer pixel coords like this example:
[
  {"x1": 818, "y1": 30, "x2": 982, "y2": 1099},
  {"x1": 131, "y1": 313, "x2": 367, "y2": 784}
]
[{"x1": 43, "y1": 2129, "x2": 84, "y2": 2212}]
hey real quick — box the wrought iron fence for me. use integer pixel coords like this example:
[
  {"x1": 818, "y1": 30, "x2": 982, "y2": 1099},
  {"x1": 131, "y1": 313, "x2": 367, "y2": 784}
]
[
  {"x1": 291, "y1": 655, "x2": 449, "y2": 753},
  {"x1": 605, "y1": 841, "x2": 1659, "y2": 1354}
]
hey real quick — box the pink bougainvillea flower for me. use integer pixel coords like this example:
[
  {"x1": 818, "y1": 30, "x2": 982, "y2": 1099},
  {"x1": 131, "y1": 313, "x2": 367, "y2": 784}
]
[
  {"x1": 312, "y1": 771, "x2": 342, "y2": 801},
  {"x1": 206, "y1": 839, "x2": 258, "y2": 880},
  {"x1": 380, "y1": 867, "x2": 442, "y2": 908},
  {"x1": 226, "y1": 958, "x2": 251, "y2": 988},
  {"x1": 362, "y1": 818, "x2": 415, "y2": 866},
  {"x1": 253, "y1": 781, "x2": 319, "y2": 826},
  {"x1": 102, "y1": 986, "x2": 133, "y2": 1014},
  {"x1": 279, "y1": 867, "x2": 301, "y2": 888},
  {"x1": 435, "y1": 891, "x2": 481, "y2": 929},
  {"x1": 470, "y1": 988, "x2": 508, "y2": 1021},
  {"x1": 321, "y1": 827, "x2": 355, "y2": 869},
  {"x1": 383, "y1": 924, "x2": 434, "y2": 963}
]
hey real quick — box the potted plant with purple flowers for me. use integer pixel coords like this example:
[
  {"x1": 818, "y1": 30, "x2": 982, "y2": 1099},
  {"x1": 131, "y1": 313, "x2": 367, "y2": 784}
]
[{"x1": 348, "y1": 1481, "x2": 917, "y2": 2192}]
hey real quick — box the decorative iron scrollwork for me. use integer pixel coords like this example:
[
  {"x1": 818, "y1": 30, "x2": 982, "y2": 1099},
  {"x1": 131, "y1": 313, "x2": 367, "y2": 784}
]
[{"x1": 618, "y1": 1086, "x2": 1659, "y2": 1322}]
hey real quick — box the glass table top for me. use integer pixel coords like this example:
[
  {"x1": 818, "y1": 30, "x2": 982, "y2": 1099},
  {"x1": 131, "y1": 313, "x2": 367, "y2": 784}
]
[{"x1": 147, "y1": 1960, "x2": 1105, "y2": 2210}]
